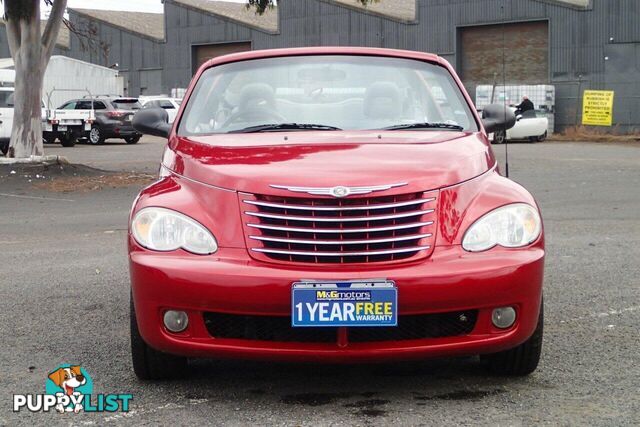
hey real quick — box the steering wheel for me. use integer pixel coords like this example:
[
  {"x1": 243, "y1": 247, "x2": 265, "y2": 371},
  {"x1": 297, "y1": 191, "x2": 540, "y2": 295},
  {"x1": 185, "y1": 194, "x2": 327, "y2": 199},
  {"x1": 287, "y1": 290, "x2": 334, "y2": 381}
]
[{"x1": 221, "y1": 106, "x2": 287, "y2": 128}]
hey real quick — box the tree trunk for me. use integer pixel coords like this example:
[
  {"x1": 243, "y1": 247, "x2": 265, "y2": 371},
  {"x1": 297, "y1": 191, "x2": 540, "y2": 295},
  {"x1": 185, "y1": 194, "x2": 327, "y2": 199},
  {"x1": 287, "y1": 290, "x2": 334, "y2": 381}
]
[
  {"x1": 9, "y1": 42, "x2": 45, "y2": 158},
  {"x1": 4, "y1": 0, "x2": 67, "y2": 158}
]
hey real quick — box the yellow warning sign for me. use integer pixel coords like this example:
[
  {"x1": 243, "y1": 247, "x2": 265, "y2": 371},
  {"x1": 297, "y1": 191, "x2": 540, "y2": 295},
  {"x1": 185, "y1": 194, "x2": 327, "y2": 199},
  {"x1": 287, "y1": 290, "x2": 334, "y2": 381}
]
[{"x1": 582, "y1": 90, "x2": 615, "y2": 126}]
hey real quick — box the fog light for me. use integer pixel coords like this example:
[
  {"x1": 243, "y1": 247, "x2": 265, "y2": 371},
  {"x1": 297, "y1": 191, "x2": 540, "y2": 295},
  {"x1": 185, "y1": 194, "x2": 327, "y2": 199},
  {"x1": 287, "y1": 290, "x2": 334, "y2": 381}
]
[
  {"x1": 492, "y1": 307, "x2": 516, "y2": 329},
  {"x1": 163, "y1": 310, "x2": 189, "y2": 333}
]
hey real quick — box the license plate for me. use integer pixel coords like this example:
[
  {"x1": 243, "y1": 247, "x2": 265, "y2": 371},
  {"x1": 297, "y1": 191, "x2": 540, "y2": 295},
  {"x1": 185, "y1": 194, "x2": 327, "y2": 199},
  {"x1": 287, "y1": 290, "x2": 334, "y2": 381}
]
[
  {"x1": 57, "y1": 125, "x2": 67, "y2": 131},
  {"x1": 292, "y1": 280, "x2": 397, "y2": 327}
]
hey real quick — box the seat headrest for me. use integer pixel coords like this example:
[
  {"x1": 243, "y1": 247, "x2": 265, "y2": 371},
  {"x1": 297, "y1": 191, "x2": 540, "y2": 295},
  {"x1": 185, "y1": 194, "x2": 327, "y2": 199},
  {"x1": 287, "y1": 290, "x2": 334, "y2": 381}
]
[
  {"x1": 238, "y1": 83, "x2": 275, "y2": 110},
  {"x1": 364, "y1": 82, "x2": 402, "y2": 120}
]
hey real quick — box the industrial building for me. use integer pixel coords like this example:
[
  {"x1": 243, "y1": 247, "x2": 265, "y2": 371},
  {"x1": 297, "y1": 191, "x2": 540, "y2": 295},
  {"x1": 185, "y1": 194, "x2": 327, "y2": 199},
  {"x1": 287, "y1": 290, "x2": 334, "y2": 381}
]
[{"x1": 1, "y1": 0, "x2": 638, "y2": 131}]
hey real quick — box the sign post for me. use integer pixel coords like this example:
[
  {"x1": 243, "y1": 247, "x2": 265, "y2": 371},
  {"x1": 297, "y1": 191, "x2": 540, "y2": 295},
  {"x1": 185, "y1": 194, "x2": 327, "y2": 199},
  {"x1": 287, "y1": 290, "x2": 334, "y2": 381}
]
[{"x1": 582, "y1": 90, "x2": 615, "y2": 126}]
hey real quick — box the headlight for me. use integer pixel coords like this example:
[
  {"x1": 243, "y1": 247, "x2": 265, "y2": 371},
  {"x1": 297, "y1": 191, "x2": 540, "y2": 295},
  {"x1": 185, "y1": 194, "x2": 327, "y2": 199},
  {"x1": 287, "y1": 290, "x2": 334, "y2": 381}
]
[
  {"x1": 131, "y1": 207, "x2": 218, "y2": 254},
  {"x1": 462, "y1": 203, "x2": 541, "y2": 252}
]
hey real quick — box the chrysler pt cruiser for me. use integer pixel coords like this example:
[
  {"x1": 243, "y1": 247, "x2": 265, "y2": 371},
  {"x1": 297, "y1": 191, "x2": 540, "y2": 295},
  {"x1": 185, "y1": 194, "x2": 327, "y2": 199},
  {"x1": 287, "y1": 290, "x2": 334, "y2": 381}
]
[{"x1": 129, "y1": 47, "x2": 544, "y2": 380}]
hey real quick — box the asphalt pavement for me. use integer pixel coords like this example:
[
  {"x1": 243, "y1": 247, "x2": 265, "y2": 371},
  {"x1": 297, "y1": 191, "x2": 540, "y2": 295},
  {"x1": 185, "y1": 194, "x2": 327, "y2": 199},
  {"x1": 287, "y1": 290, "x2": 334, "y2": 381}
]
[
  {"x1": 1, "y1": 138, "x2": 639, "y2": 425},
  {"x1": 42, "y1": 136, "x2": 167, "y2": 173}
]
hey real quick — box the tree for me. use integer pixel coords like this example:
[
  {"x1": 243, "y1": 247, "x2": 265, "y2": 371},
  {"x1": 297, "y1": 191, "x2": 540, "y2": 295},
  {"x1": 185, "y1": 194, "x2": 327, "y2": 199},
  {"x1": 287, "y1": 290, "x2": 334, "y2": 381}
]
[
  {"x1": 247, "y1": 0, "x2": 379, "y2": 14},
  {"x1": 2, "y1": 0, "x2": 67, "y2": 158}
]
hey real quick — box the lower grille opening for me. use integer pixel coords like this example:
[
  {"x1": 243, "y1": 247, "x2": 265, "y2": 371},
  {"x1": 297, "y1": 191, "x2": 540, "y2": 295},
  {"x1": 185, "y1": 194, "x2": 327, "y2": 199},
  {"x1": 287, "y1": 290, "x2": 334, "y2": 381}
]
[
  {"x1": 203, "y1": 312, "x2": 337, "y2": 343},
  {"x1": 348, "y1": 311, "x2": 478, "y2": 342},
  {"x1": 203, "y1": 311, "x2": 477, "y2": 343}
]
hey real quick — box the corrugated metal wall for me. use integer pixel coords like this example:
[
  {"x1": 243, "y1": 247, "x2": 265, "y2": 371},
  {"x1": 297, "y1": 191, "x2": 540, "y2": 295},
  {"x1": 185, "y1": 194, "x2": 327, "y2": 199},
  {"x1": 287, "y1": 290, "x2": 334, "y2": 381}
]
[
  {"x1": 64, "y1": 11, "x2": 165, "y2": 97},
  {"x1": 0, "y1": 0, "x2": 638, "y2": 130},
  {"x1": 0, "y1": 28, "x2": 67, "y2": 59},
  {"x1": 163, "y1": 1, "x2": 260, "y2": 92},
  {"x1": 160, "y1": 0, "x2": 640, "y2": 130}
]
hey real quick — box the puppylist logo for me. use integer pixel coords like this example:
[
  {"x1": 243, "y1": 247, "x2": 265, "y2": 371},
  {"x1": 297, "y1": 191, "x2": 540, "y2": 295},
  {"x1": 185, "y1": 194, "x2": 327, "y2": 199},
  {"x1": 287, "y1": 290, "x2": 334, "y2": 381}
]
[{"x1": 13, "y1": 364, "x2": 132, "y2": 414}]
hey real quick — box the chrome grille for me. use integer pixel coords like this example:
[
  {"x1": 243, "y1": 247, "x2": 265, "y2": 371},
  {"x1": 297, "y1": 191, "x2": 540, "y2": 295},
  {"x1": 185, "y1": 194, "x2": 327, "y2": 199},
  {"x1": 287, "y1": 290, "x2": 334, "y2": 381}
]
[{"x1": 241, "y1": 190, "x2": 437, "y2": 264}]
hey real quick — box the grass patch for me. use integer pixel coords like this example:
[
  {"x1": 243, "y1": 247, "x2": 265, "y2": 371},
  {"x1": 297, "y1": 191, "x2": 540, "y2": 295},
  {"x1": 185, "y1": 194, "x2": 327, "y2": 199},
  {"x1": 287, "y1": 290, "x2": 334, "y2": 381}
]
[
  {"x1": 33, "y1": 173, "x2": 156, "y2": 192},
  {"x1": 550, "y1": 125, "x2": 640, "y2": 142}
]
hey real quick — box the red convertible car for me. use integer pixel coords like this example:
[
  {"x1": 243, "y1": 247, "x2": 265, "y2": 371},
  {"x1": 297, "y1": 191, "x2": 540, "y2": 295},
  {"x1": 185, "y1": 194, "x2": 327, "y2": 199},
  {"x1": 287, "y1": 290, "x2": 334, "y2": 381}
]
[{"x1": 130, "y1": 47, "x2": 544, "y2": 379}]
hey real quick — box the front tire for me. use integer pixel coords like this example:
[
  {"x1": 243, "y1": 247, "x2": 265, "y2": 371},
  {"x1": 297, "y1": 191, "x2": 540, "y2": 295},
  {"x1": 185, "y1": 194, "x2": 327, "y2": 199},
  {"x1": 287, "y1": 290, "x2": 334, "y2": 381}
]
[
  {"x1": 130, "y1": 296, "x2": 187, "y2": 380},
  {"x1": 484, "y1": 300, "x2": 544, "y2": 376},
  {"x1": 125, "y1": 136, "x2": 141, "y2": 144},
  {"x1": 493, "y1": 130, "x2": 506, "y2": 144},
  {"x1": 536, "y1": 131, "x2": 547, "y2": 142},
  {"x1": 89, "y1": 126, "x2": 105, "y2": 145}
]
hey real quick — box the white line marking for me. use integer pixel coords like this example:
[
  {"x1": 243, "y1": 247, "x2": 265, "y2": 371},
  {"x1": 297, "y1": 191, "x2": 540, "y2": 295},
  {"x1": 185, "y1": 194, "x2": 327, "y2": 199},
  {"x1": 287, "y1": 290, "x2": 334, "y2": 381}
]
[
  {"x1": 96, "y1": 398, "x2": 209, "y2": 423},
  {"x1": 560, "y1": 305, "x2": 640, "y2": 323},
  {"x1": 0, "y1": 192, "x2": 75, "y2": 202}
]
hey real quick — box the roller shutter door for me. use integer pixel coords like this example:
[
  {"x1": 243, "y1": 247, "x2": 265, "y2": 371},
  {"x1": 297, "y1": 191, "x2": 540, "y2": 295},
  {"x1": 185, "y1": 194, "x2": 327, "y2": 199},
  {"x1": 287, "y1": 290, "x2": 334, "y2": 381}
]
[
  {"x1": 192, "y1": 42, "x2": 251, "y2": 74},
  {"x1": 459, "y1": 21, "x2": 549, "y2": 99}
]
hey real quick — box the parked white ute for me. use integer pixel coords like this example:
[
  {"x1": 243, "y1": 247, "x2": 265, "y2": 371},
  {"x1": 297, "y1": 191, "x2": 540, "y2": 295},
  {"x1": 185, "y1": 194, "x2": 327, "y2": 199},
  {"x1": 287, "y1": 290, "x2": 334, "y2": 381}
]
[
  {"x1": 490, "y1": 107, "x2": 549, "y2": 144},
  {"x1": 139, "y1": 97, "x2": 182, "y2": 124}
]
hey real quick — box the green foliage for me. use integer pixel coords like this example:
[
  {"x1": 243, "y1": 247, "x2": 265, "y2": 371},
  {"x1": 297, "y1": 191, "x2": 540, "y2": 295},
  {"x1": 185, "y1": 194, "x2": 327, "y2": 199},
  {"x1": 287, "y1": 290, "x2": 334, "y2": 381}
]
[
  {"x1": 245, "y1": 0, "x2": 275, "y2": 15},
  {"x1": 246, "y1": 0, "x2": 380, "y2": 15}
]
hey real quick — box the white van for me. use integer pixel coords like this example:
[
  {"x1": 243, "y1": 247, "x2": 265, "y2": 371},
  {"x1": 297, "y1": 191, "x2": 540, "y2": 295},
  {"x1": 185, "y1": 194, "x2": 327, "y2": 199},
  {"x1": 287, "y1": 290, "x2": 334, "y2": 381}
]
[
  {"x1": 0, "y1": 87, "x2": 15, "y2": 155},
  {"x1": 0, "y1": 87, "x2": 48, "y2": 155}
]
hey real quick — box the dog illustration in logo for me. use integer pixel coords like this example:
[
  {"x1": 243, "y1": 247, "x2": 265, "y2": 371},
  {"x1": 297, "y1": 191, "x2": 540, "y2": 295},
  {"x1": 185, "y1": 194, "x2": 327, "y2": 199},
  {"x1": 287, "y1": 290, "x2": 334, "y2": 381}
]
[{"x1": 48, "y1": 366, "x2": 86, "y2": 413}]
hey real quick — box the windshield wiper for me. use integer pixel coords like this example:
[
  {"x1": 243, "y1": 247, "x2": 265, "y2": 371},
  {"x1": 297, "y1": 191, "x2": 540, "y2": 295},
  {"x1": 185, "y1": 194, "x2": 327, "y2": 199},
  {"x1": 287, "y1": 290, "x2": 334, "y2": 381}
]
[
  {"x1": 229, "y1": 123, "x2": 342, "y2": 133},
  {"x1": 379, "y1": 122, "x2": 464, "y2": 131}
]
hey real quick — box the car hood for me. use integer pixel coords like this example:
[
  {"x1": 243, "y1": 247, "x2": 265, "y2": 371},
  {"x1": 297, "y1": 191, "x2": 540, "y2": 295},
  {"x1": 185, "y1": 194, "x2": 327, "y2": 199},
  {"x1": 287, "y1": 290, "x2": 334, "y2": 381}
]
[{"x1": 164, "y1": 131, "x2": 495, "y2": 195}]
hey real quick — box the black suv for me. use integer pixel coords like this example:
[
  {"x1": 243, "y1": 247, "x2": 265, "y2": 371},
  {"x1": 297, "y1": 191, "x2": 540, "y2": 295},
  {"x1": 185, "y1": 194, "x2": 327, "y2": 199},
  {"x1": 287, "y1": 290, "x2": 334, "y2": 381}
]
[{"x1": 47, "y1": 97, "x2": 143, "y2": 145}]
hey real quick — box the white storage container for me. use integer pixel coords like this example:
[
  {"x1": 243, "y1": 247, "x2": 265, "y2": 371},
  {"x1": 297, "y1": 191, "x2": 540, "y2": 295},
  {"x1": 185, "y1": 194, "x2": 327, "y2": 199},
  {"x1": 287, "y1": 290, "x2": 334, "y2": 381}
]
[
  {"x1": 0, "y1": 56, "x2": 125, "y2": 108},
  {"x1": 43, "y1": 56, "x2": 125, "y2": 108}
]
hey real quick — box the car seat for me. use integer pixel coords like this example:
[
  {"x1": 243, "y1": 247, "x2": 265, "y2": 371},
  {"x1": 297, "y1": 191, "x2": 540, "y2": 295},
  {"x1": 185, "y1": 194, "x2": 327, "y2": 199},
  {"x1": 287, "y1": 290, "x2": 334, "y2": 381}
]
[{"x1": 363, "y1": 82, "x2": 402, "y2": 120}]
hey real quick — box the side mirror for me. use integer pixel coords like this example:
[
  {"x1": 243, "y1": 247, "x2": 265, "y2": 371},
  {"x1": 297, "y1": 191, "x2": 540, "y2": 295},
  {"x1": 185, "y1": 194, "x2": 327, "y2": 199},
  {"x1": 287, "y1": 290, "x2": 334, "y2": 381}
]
[
  {"x1": 516, "y1": 114, "x2": 523, "y2": 122},
  {"x1": 132, "y1": 107, "x2": 171, "y2": 138},
  {"x1": 481, "y1": 104, "x2": 516, "y2": 134}
]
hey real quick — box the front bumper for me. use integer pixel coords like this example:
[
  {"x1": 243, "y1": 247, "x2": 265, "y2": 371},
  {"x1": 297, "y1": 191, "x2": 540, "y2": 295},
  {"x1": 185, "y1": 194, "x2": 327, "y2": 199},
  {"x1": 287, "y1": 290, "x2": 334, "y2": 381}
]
[{"x1": 130, "y1": 242, "x2": 544, "y2": 363}]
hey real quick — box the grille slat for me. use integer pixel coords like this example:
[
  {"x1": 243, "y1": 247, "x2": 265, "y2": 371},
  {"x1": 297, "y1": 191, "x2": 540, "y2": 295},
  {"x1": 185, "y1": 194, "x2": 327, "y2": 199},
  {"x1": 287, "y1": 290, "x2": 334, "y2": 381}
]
[
  {"x1": 252, "y1": 245, "x2": 431, "y2": 257},
  {"x1": 243, "y1": 198, "x2": 435, "y2": 211},
  {"x1": 242, "y1": 190, "x2": 437, "y2": 264},
  {"x1": 245, "y1": 209, "x2": 434, "y2": 223},
  {"x1": 249, "y1": 233, "x2": 432, "y2": 246},
  {"x1": 247, "y1": 221, "x2": 433, "y2": 234}
]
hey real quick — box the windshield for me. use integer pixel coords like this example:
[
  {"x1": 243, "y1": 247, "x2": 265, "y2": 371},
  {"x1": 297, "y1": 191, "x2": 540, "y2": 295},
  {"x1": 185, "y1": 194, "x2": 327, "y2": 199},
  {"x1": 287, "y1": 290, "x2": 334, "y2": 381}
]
[
  {"x1": 112, "y1": 99, "x2": 141, "y2": 110},
  {"x1": 178, "y1": 55, "x2": 478, "y2": 135},
  {"x1": 0, "y1": 91, "x2": 14, "y2": 108}
]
